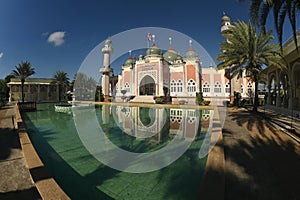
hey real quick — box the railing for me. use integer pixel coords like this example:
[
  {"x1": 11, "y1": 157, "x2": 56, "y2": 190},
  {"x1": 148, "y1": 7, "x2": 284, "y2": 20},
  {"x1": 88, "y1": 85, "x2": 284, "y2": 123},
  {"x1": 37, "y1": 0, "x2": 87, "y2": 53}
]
[{"x1": 18, "y1": 101, "x2": 37, "y2": 112}]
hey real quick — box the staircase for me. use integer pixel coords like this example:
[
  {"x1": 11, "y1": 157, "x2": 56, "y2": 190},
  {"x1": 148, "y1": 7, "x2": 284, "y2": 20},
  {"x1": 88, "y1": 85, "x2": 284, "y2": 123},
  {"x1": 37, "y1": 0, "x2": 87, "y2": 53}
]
[{"x1": 130, "y1": 96, "x2": 155, "y2": 103}]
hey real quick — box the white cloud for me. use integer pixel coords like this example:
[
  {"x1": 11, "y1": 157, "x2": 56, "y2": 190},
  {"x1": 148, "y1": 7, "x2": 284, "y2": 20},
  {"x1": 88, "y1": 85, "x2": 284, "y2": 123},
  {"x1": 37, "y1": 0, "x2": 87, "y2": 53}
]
[
  {"x1": 47, "y1": 31, "x2": 66, "y2": 46},
  {"x1": 0, "y1": 52, "x2": 3, "y2": 58}
]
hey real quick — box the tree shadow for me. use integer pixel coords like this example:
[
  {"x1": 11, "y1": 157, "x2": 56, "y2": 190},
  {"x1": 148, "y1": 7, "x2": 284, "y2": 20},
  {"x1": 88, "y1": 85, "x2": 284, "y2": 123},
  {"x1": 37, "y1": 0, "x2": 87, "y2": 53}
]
[
  {"x1": 221, "y1": 109, "x2": 300, "y2": 199},
  {"x1": 0, "y1": 128, "x2": 21, "y2": 160},
  {"x1": 0, "y1": 187, "x2": 41, "y2": 200}
]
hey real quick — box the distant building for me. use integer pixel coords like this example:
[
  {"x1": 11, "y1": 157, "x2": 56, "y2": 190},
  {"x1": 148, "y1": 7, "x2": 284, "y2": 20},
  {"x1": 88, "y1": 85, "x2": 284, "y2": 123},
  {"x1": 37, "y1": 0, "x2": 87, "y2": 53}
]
[{"x1": 8, "y1": 78, "x2": 67, "y2": 102}]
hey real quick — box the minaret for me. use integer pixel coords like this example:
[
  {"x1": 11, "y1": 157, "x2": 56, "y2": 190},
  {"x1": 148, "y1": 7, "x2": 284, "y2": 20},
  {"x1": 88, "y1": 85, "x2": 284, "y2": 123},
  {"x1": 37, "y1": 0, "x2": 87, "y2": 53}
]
[
  {"x1": 221, "y1": 12, "x2": 232, "y2": 42},
  {"x1": 100, "y1": 38, "x2": 113, "y2": 101},
  {"x1": 220, "y1": 12, "x2": 241, "y2": 103}
]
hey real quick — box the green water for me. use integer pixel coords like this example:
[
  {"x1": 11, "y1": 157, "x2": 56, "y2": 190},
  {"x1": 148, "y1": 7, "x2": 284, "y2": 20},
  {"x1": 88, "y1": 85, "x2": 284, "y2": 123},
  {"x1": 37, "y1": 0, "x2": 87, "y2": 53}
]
[{"x1": 21, "y1": 103, "x2": 208, "y2": 200}]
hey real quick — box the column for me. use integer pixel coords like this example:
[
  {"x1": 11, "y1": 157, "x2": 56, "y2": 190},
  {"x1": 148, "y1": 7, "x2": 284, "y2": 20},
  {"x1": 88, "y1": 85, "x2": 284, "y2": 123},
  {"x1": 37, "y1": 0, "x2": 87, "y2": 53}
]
[
  {"x1": 267, "y1": 84, "x2": 272, "y2": 105},
  {"x1": 276, "y1": 70, "x2": 281, "y2": 108},
  {"x1": 37, "y1": 85, "x2": 40, "y2": 102},
  {"x1": 56, "y1": 85, "x2": 59, "y2": 101},
  {"x1": 27, "y1": 84, "x2": 30, "y2": 101},
  {"x1": 47, "y1": 85, "x2": 50, "y2": 101}
]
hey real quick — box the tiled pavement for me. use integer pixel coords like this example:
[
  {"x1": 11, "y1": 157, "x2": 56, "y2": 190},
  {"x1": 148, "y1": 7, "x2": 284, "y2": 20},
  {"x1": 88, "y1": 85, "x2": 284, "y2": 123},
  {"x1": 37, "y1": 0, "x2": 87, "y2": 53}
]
[{"x1": 0, "y1": 104, "x2": 41, "y2": 199}]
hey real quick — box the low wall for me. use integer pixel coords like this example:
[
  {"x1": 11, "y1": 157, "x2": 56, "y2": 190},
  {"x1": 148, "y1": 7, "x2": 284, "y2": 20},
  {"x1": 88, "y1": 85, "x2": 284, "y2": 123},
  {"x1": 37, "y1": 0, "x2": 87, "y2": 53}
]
[{"x1": 15, "y1": 105, "x2": 70, "y2": 200}]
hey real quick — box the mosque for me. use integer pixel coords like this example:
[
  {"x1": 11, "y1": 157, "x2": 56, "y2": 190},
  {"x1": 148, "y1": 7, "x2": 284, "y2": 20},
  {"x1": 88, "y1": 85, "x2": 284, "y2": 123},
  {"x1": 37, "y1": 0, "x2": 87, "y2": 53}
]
[{"x1": 100, "y1": 14, "x2": 256, "y2": 104}]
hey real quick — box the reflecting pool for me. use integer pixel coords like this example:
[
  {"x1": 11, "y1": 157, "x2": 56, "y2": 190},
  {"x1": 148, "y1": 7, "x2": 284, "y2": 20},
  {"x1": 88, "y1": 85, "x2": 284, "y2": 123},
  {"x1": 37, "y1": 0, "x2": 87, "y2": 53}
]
[{"x1": 21, "y1": 103, "x2": 213, "y2": 200}]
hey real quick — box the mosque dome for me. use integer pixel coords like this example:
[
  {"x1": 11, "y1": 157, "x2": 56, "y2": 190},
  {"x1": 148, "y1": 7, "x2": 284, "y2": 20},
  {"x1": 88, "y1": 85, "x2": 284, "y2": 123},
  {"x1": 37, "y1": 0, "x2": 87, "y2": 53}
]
[
  {"x1": 125, "y1": 56, "x2": 135, "y2": 66},
  {"x1": 185, "y1": 49, "x2": 198, "y2": 59},
  {"x1": 146, "y1": 44, "x2": 162, "y2": 56},
  {"x1": 221, "y1": 13, "x2": 231, "y2": 25},
  {"x1": 185, "y1": 40, "x2": 198, "y2": 59},
  {"x1": 105, "y1": 38, "x2": 112, "y2": 45},
  {"x1": 163, "y1": 49, "x2": 181, "y2": 63}
]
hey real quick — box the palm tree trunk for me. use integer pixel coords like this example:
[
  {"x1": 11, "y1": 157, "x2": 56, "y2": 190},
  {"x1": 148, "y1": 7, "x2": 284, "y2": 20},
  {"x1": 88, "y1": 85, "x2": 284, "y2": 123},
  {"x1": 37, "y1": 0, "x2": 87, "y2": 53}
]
[
  {"x1": 58, "y1": 85, "x2": 61, "y2": 102},
  {"x1": 21, "y1": 79, "x2": 25, "y2": 103},
  {"x1": 253, "y1": 74, "x2": 259, "y2": 113}
]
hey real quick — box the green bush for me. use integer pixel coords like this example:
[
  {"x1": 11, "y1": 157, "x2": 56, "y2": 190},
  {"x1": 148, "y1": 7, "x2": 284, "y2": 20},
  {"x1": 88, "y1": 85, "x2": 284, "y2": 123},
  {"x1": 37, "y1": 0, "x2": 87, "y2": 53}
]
[
  {"x1": 179, "y1": 100, "x2": 186, "y2": 105},
  {"x1": 0, "y1": 97, "x2": 6, "y2": 107},
  {"x1": 258, "y1": 98, "x2": 265, "y2": 106},
  {"x1": 203, "y1": 100, "x2": 211, "y2": 106},
  {"x1": 155, "y1": 97, "x2": 164, "y2": 104},
  {"x1": 196, "y1": 92, "x2": 203, "y2": 105}
]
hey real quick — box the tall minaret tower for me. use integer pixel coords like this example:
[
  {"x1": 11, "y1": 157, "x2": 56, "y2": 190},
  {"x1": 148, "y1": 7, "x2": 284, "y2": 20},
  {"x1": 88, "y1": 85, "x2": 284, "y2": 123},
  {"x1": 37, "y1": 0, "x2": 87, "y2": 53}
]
[
  {"x1": 221, "y1": 12, "x2": 232, "y2": 41},
  {"x1": 220, "y1": 12, "x2": 240, "y2": 103},
  {"x1": 100, "y1": 38, "x2": 113, "y2": 101}
]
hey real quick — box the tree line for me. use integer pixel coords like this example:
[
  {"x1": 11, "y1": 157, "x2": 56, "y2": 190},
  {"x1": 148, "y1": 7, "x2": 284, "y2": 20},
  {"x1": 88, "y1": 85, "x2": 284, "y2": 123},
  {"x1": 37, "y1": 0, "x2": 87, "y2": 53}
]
[{"x1": 0, "y1": 61, "x2": 103, "y2": 104}]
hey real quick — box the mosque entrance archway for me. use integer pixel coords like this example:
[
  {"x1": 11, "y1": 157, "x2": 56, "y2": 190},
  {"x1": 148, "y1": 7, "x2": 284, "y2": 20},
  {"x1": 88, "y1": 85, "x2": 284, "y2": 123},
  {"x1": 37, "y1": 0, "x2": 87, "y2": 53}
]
[{"x1": 139, "y1": 75, "x2": 156, "y2": 96}]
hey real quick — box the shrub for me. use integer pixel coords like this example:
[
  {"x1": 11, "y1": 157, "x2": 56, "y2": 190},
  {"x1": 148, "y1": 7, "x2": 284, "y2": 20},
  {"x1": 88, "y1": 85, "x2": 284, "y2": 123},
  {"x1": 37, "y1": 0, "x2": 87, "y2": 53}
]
[
  {"x1": 196, "y1": 92, "x2": 203, "y2": 105},
  {"x1": 179, "y1": 100, "x2": 186, "y2": 105},
  {"x1": 155, "y1": 97, "x2": 164, "y2": 104},
  {"x1": 258, "y1": 98, "x2": 265, "y2": 106},
  {"x1": 203, "y1": 100, "x2": 210, "y2": 106}
]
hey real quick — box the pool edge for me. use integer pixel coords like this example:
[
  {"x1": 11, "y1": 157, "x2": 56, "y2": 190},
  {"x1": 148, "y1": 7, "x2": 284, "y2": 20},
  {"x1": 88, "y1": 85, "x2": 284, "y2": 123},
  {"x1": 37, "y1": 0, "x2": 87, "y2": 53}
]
[
  {"x1": 198, "y1": 107, "x2": 225, "y2": 199},
  {"x1": 15, "y1": 104, "x2": 71, "y2": 200}
]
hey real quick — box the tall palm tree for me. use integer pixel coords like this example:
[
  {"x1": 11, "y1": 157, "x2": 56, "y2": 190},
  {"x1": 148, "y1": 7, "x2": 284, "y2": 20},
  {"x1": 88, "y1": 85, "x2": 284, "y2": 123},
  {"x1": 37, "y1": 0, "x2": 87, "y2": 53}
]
[
  {"x1": 11, "y1": 61, "x2": 35, "y2": 102},
  {"x1": 216, "y1": 20, "x2": 285, "y2": 112},
  {"x1": 52, "y1": 70, "x2": 69, "y2": 102},
  {"x1": 238, "y1": 0, "x2": 300, "y2": 49}
]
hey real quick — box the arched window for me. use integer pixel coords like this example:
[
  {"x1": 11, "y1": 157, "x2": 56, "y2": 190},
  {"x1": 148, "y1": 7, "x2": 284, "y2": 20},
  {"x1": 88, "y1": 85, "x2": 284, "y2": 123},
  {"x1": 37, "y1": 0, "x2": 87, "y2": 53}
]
[
  {"x1": 225, "y1": 82, "x2": 230, "y2": 93},
  {"x1": 202, "y1": 110, "x2": 210, "y2": 121},
  {"x1": 170, "y1": 109, "x2": 183, "y2": 123},
  {"x1": 202, "y1": 82, "x2": 210, "y2": 93},
  {"x1": 40, "y1": 85, "x2": 47, "y2": 92},
  {"x1": 177, "y1": 80, "x2": 183, "y2": 92},
  {"x1": 187, "y1": 79, "x2": 196, "y2": 93},
  {"x1": 247, "y1": 82, "x2": 253, "y2": 97},
  {"x1": 214, "y1": 82, "x2": 221, "y2": 93},
  {"x1": 12, "y1": 86, "x2": 18, "y2": 92},
  {"x1": 170, "y1": 80, "x2": 176, "y2": 93},
  {"x1": 124, "y1": 82, "x2": 130, "y2": 92}
]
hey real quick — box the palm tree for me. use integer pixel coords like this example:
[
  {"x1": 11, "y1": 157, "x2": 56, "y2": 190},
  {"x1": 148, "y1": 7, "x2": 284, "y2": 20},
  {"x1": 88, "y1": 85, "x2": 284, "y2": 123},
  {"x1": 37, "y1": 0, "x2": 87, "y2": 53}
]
[
  {"x1": 216, "y1": 20, "x2": 285, "y2": 112},
  {"x1": 11, "y1": 61, "x2": 35, "y2": 102},
  {"x1": 52, "y1": 71, "x2": 69, "y2": 102},
  {"x1": 238, "y1": 0, "x2": 300, "y2": 49}
]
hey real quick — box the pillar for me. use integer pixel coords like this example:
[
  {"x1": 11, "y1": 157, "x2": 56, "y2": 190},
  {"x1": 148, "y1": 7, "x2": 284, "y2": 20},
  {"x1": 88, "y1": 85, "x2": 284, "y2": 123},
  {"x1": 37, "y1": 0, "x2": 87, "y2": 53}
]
[
  {"x1": 102, "y1": 73, "x2": 110, "y2": 101},
  {"x1": 37, "y1": 85, "x2": 40, "y2": 102}
]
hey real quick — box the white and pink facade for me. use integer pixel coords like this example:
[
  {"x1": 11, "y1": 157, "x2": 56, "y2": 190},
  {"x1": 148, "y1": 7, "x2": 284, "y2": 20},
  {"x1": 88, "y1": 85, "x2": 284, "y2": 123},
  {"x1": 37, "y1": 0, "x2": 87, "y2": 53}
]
[{"x1": 114, "y1": 40, "x2": 202, "y2": 104}]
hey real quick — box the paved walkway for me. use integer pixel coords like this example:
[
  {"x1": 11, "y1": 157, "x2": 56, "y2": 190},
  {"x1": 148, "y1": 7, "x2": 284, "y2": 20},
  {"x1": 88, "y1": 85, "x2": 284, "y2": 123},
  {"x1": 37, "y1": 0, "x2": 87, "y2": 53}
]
[
  {"x1": 222, "y1": 107, "x2": 300, "y2": 199},
  {"x1": 258, "y1": 106, "x2": 300, "y2": 137},
  {"x1": 0, "y1": 104, "x2": 40, "y2": 199}
]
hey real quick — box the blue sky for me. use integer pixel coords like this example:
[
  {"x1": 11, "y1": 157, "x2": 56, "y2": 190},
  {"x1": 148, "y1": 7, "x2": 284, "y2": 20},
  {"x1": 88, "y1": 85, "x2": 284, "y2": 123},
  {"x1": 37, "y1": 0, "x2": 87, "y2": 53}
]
[{"x1": 0, "y1": 0, "x2": 298, "y2": 80}]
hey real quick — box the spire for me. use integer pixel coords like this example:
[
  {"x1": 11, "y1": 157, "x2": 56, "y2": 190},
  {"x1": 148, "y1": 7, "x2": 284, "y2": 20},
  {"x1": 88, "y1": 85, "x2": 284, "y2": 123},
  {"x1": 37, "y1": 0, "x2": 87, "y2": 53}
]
[
  {"x1": 128, "y1": 50, "x2": 132, "y2": 59},
  {"x1": 152, "y1": 34, "x2": 156, "y2": 44},
  {"x1": 169, "y1": 37, "x2": 174, "y2": 50},
  {"x1": 221, "y1": 12, "x2": 232, "y2": 34},
  {"x1": 189, "y1": 39, "x2": 193, "y2": 51}
]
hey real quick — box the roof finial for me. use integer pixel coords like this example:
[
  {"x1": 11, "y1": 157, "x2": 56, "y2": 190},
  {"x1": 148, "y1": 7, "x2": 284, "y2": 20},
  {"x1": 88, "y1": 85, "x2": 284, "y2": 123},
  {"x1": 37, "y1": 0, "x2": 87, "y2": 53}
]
[
  {"x1": 223, "y1": 11, "x2": 226, "y2": 16},
  {"x1": 169, "y1": 37, "x2": 174, "y2": 50},
  {"x1": 189, "y1": 39, "x2": 193, "y2": 51},
  {"x1": 129, "y1": 50, "x2": 132, "y2": 56},
  {"x1": 152, "y1": 34, "x2": 156, "y2": 44}
]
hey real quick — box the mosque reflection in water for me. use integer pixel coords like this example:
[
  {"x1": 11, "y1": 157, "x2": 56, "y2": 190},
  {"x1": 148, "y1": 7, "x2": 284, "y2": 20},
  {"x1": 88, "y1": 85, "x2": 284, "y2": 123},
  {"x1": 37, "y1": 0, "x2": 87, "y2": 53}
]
[{"x1": 100, "y1": 105, "x2": 212, "y2": 146}]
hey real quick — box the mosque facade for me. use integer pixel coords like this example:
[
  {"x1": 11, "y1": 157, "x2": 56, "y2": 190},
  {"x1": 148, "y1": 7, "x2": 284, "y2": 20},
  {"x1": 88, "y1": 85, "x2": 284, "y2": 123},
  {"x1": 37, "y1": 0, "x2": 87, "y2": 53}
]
[{"x1": 100, "y1": 14, "x2": 256, "y2": 104}]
